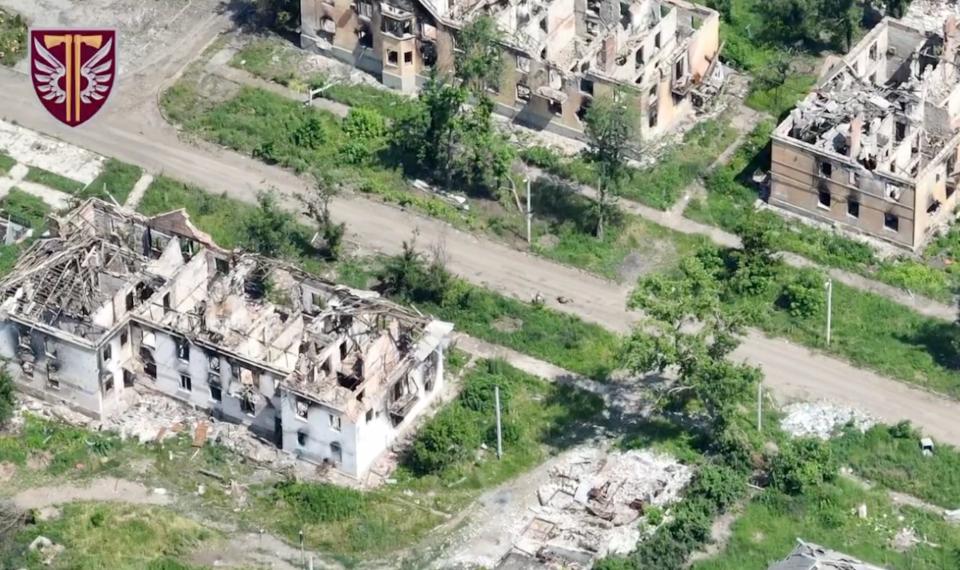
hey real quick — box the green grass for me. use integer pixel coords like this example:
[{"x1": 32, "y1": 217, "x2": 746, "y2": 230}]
[
  {"x1": 0, "y1": 152, "x2": 16, "y2": 174},
  {"x1": 832, "y1": 424, "x2": 960, "y2": 509},
  {"x1": 163, "y1": 83, "x2": 471, "y2": 229},
  {"x1": 418, "y1": 281, "x2": 620, "y2": 380},
  {"x1": 728, "y1": 262, "x2": 960, "y2": 397},
  {"x1": 23, "y1": 166, "x2": 86, "y2": 195},
  {"x1": 3, "y1": 503, "x2": 211, "y2": 569},
  {"x1": 521, "y1": 117, "x2": 739, "y2": 211},
  {"x1": 0, "y1": 8, "x2": 26, "y2": 67},
  {"x1": 231, "y1": 37, "x2": 414, "y2": 121},
  {"x1": 138, "y1": 175, "x2": 257, "y2": 249},
  {"x1": 1, "y1": 188, "x2": 51, "y2": 231},
  {"x1": 83, "y1": 159, "x2": 144, "y2": 204},
  {"x1": 254, "y1": 359, "x2": 604, "y2": 559},
  {"x1": 692, "y1": 477, "x2": 960, "y2": 570}
]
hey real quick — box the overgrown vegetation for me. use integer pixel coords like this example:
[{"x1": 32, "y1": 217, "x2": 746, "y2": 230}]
[
  {"x1": 23, "y1": 167, "x2": 86, "y2": 195},
  {"x1": 832, "y1": 422, "x2": 960, "y2": 509},
  {"x1": 686, "y1": 121, "x2": 960, "y2": 303},
  {"x1": 0, "y1": 188, "x2": 51, "y2": 231},
  {"x1": 521, "y1": 118, "x2": 738, "y2": 211},
  {"x1": 4, "y1": 503, "x2": 211, "y2": 569},
  {"x1": 0, "y1": 8, "x2": 26, "y2": 67},
  {"x1": 83, "y1": 159, "x2": 144, "y2": 204},
  {"x1": 376, "y1": 239, "x2": 620, "y2": 379}
]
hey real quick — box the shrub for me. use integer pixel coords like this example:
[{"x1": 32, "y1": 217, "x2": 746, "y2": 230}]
[
  {"x1": 460, "y1": 359, "x2": 514, "y2": 413},
  {"x1": 0, "y1": 370, "x2": 18, "y2": 427},
  {"x1": 644, "y1": 505, "x2": 664, "y2": 526},
  {"x1": 273, "y1": 481, "x2": 365, "y2": 522},
  {"x1": 769, "y1": 438, "x2": 838, "y2": 495},
  {"x1": 407, "y1": 405, "x2": 483, "y2": 475},
  {"x1": 777, "y1": 267, "x2": 826, "y2": 318},
  {"x1": 687, "y1": 464, "x2": 745, "y2": 511}
]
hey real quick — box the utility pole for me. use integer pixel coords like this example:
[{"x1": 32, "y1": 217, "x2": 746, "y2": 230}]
[
  {"x1": 525, "y1": 177, "x2": 532, "y2": 245},
  {"x1": 299, "y1": 529, "x2": 304, "y2": 566},
  {"x1": 757, "y1": 382, "x2": 762, "y2": 432},
  {"x1": 494, "y1": 385, "x2": 503, "y2": 459},
  {"x1": 824, "y1": 278, "x2": 833, "y2": 346}
]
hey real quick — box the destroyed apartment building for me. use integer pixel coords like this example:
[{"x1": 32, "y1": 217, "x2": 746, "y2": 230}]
[
  {"x1": 770, "y1": 16, "x2": 960, "y2": 251},
  {"x1": 300, "y1": 0, "x2": 724, "y2": 140},
  {"x1": 0, "y1": 199, "x2": 453, "y2": 478}
]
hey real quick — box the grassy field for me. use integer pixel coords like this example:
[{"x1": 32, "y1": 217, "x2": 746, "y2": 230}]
[
  {"x1": 1, "y1": 188, "x2": 51, "y2": 231},
  {"x1": 713, "y1": 259, "x2": 960, "y2": 397},
  {"x1": 693, "y1": 477, "x2": 960, "y2": 569},
  {"x1": 832, "y1": 424, "x2": 960, "y2": 509},
  {"x1": 23, "y1": 167, "x2": 86, "y2": 195},
  {"x1": 82, "y1": 159, "x2": 144, "y2": 204},
  {"x1": 0, "y1": 8, "x2": 26, "y2": 67},
  {"x1": 3, "y1": 503, "x2": 211, "y2": 569}
]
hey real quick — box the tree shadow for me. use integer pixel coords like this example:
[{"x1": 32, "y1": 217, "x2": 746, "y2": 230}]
[{"x1": 901, "y1": 320, "x2": 960, "y2": 373}]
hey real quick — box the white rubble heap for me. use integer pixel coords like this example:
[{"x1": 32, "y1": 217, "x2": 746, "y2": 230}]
[
  {"x1": 903, "y1": 0, "x2": 960, "y2": 33},
  {"x1": 514, "y1": 449, "x2": 692, "y2": 567},
  {"x1": 780, "y1": 401, "x2": 876, "y2": 440}
]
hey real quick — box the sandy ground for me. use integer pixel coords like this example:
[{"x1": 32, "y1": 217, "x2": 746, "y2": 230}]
[{"x1": 11, "y1": 476, "x2": 171, "y2": 510}]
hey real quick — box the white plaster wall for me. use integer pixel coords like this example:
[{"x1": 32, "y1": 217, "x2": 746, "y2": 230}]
[{"x1": 281, "y1": 393, "x2": 360, "y2": 476}]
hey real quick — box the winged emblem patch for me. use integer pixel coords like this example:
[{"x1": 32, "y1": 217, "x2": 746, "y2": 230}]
[{"x1": 29, "y1": 29, "x2": 116, "y2": 127}]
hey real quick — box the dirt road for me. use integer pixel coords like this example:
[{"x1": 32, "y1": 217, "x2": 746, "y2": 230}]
[{"x1": 1, "y1": 50, "x2": 959, "y2": 446}]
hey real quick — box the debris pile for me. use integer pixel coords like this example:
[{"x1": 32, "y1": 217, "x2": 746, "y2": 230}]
[
  {"x1": 780, "y1": 401, "x2": 876, "y2": 440},
  {"x1": 513, "y1": 449, "x2": 693, "y2": 567},
  {"x1": 98, "y1": 391, "x2": 291, "y2": 466}
]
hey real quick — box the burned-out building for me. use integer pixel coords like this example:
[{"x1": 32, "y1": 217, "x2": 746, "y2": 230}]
[
  {"x1": 0, "y1": 199, "x2": 453, "y2": 478},
  {"x1": 770, "y1": 17, "x2": 960, "y2": 250},
  {"x1": 299, "y1": 0, "x2": 724, "y2": 140}
]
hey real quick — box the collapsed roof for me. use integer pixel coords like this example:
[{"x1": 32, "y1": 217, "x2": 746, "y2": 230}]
[
  {"x1": 777, "y1": 17, "x2": 960, "y2": 183},
  {"x1": 0, "y1": 199, "x2": 452, "y2": 413}
]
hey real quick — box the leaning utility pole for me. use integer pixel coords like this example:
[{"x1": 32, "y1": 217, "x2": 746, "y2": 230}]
[{"x1": 494, "y1": 385, "x2": 503, "y2": 459}]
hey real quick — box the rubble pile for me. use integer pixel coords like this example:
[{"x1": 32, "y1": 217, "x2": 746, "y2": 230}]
[
  {"x1": 780, "y1": 401, "x2": 876, "y2": 440},
  {"x1": 514, "y1": 449, "x2": 693, "y2": 567},
  {"x1": 98, "y1": 391, "x2": 292, "y2": 466},
  {"x1": 903, "y1": 0, "x2": 960, "y2": 33}
]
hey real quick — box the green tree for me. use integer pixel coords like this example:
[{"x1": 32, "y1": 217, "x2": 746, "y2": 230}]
[
  {"x1": 243, "y1": 190, "x2": 295, "y2": 257},
  {"x1": 583, "y1": 94, "x2": 634, "y2": 239},
  {"x1": 302, "y1": 175, "x2": 346, "y2": 260},
  {"x1": 395, "y1": 75, "x2": 467, "y2": 187},
  {"x1": 376, "y1": 239, "x2": 452, "y2": 303},
  {"x1": 884, "y1": 0, "x2": 909, "y2": 18},
  {"x1": 0, "y1": 369, "x2": 14, "y2": 426},
  {"x1": 455, "y1": 15, "x2": 504, "y2": 96},
  {"x1": 731, "y1": 215, "x2": 779, "y2": 295},
  {"x1": 458, "y1": 98, "x2": 515, "y2": 198},
  {"x1": 625, "y1": 249, "x2": 757, "y2": 431}
]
